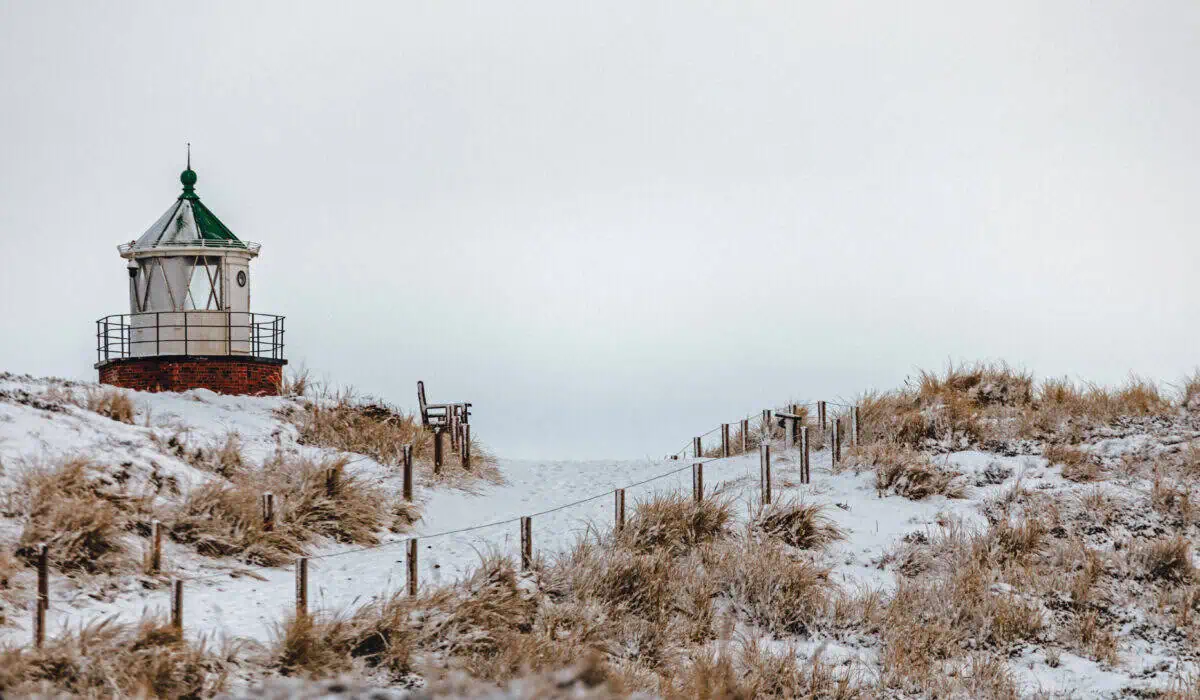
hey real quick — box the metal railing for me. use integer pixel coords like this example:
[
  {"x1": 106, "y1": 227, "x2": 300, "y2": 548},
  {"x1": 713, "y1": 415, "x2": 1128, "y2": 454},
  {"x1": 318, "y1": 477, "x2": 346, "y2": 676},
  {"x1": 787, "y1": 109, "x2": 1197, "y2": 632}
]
[
  {"x1": 95, "y1": 311, "x2": 285, "y2": 365},
  {"x1": 117, "y1": 239, "x2": 262, "y2": 255}
]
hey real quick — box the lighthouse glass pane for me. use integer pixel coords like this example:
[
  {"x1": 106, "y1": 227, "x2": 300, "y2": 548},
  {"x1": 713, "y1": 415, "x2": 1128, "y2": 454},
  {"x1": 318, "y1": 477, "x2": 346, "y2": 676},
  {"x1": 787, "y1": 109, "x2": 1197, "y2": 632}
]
[{"x1": 186, "y1": 257, "x2": 223, "y2": 311}]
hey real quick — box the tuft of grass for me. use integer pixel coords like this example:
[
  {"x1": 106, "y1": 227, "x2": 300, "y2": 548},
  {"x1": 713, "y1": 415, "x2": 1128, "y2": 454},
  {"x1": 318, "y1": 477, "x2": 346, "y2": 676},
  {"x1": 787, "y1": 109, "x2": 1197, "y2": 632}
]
[
  {"x1": 614, "y1": 491, "x2": 733, "y2": 556},
  {"x1": 1136, "y1": 536, "x2": 1196, "y2": 585},
  {"x1": 1045, "y1": 444, "x2": 1099, "y2": 482},
  {"x1": 170, "y1": 454, "x2": 393, "y2": 567},
  {"x1": 83, "y1": 387, "x2": 136, "y2": 424},
  {"x1": 13, "y1": 458, "x2": 146, "y2": 574},
  {"x1": 0, "y1": 616, "x2": 238, "y2": 697},
  {"x1": 753, "y1": 499, "x2": 844, "y2": 550},
  {"x1": 845, "y1": 443, "x2": 965, "y2": 500}
]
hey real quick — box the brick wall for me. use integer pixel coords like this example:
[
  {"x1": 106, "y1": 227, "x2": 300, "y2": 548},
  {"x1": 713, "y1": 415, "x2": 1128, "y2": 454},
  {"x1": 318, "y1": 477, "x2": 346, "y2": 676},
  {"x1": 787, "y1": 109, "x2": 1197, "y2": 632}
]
[{"x1": 99, "y1": 357, "x2": 285, "y2": 396}]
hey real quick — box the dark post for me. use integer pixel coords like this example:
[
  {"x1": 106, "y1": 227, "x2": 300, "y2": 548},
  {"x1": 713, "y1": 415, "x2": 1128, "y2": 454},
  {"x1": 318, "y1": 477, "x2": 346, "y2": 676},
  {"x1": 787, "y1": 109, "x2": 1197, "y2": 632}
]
[
  {"x1": 832, "y1": 417, "x2": 841, "y2": 465},
  {"x1": 614, "y1": 489, "x2": 626, "y2": 532},
  {"x1": 760, "y1": 442, "x2": 772, "y2": 505},
  {"x1": 801, "y1": 426, "x2": 810, "y2": 484},
  {"x1": 693, "y1": 437, "x2": 702, "y2": 459},
  {"x1": 151, "y1": 519, "x2": 163, "y2": 572},
  {"x1": 460, "y1": 424, "x2": 471, "y2": 470},
  {"x1": 407, "y1": 539, "x2": 418, "y2": 595},
  {"x1": 720, "y1": 423, "x2": 730, "y2": 458},
  {"x1": 296, "y1": 557, "x2": 309, "y2": 618},
  {"x1": 35, "y1": 544, "x2": 48, "y2": 648},
  {"x1": 171, "y1": 579, "x2": 184, "y2": 634},
  {"x1": 325, "y1": 468, "x2": 338, "y2": 498},
  {"x1": 433, "y1": 429, "x2": 444, "y2": 473},
  {"x1": 520, "y1": 517, "x2": 533, "y2": 571},
  {"x1": 402, "y1": 445, "x2": 414, "y2": 502},
  {"x1": 262, "y1": 493, "x2": 275, "y2": 532},
  {"x1": 693, "y1": 463, "x2": 704, "y2": 503},
  {"x1": 818, "y1": 401, "x2": 827, "y2": 430},
  {"x1": 740, "y1": 418, "x2": 749, "y2": 453},
  {"x1": 762, "y1": 409, "x2": 772, "y2": 442}
]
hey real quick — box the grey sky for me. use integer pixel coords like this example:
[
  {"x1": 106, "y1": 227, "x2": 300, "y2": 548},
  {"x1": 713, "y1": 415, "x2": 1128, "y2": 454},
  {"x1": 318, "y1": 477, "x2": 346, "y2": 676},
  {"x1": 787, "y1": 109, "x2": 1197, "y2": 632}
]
[{"x1": 1, "y1": 2, "x2": 1198, "y2": 458}]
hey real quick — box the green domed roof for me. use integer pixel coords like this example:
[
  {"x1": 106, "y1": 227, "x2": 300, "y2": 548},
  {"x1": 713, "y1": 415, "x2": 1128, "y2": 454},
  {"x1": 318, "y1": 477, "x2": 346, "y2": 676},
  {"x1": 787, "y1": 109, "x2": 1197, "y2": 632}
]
[{"x1": 131, "y1": 164, "x2": 243, "y2": 249}]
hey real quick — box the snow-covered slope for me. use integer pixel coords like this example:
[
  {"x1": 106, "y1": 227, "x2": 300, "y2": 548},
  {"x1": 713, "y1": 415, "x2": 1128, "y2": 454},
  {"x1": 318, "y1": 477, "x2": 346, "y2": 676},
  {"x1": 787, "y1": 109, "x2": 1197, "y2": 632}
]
[{"x1": 2, "y1": 372, "x2": 1198, "y2": 697}]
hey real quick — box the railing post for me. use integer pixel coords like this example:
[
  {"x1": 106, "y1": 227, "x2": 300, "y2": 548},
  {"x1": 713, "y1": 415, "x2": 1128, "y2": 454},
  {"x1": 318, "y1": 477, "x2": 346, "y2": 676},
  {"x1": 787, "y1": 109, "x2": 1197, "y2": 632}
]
[
  {"x1": 693, "y1": 463, "x2": 704, "y2": 503},
  {"x1": 762, "y1": 409, "x2": 772, "y2": 442},
  {"x1": 760, "y1": 442, "x2": 772, "y2": 505},
  {"x1": 460, "y1": 424, "x2": 471, "y2": 470},
  {"x1": 402, "y1": 445, "x2": 414, "y2": 502},
  {"x1": 785, "y1": 417, "x2": 795, "y2": 449},
  {"x1": 740, "y1": 418, "x2": 749, "y2": 453},
  {"x1": 183, "y1": 311, "x2": 188, "y2": 355},
  {"x1": 832, "y1": 417, "x2": 841, "y2": 466},
  {"x1": 520, "y1": 517, "x2": 533, "y2": 571},
  {"x1": 262, "y1": 493, "x2": 275, "y2": 532},
  {"x1": 614, "y1": 489, "x2": 625, "y2": 532},
  {"x1": 296, "y1": 557, "x2": 309, "y2": 618},
  {"x1": 150, "y1": 520, "x2": 163, "y2": 573},
  {"x1": 35, "y1": 544, "x2": 47, "y2": 648},
  {"x1": 693, "y1": 437, "x2": 702, "y2": 459},
  {"x1": 156, "y1": 312, "x2": 161, "y2": 356},
  {"x1": 818, "y1": 401, "x2": 827, "y2": 430},
  {"x1": 800, "y1": 426, "x2": 810, "y2": 484},
  {"x1": 407, "y1": 539, "x2": 418, "y2": 595},
  {"x1": 433, "y1": 429, "x2": 444, "y2": 473},
  {"x1": 721, "y1": 423, "x2": 730, "y2": 458},
  {"x1": 226, "y1": 310, "x2": 232, "y2": 356},
  {"x1": 171, "y1": 579, "x2": 184, "y2": 634}
]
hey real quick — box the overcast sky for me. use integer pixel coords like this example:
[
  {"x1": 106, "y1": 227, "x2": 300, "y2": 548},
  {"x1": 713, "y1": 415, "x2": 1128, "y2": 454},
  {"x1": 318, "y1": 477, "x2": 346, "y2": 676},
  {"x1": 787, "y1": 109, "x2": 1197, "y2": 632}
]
[{"x1": 1, "y1": 2, "x2": 1198, "y2": 458}]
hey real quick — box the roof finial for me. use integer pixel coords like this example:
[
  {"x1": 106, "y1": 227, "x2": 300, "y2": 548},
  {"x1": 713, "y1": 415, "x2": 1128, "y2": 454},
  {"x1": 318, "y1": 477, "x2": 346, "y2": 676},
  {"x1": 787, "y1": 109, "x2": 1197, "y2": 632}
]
[{"x1": 180, "y1": 144, "x2": 198, "y2": 199}]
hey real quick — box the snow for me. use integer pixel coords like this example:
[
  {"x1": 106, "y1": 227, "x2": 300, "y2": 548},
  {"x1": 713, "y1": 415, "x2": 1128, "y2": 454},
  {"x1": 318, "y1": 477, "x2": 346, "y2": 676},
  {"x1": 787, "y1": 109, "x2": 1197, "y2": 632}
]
[{"x1": 1, "y1": 373, "x2": 1196, "y2": 697}]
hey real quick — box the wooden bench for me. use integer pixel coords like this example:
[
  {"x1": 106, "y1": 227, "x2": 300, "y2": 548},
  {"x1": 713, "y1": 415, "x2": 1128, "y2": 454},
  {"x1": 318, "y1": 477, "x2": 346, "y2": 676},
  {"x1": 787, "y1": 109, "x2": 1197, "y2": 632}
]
[{"x1": 417, "y1": 380, "x2": 471, "y2": 429}]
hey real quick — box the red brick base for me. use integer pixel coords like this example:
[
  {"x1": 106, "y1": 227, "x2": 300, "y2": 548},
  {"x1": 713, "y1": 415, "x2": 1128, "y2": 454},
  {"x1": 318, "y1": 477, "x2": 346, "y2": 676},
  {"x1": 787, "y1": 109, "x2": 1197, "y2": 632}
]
[{"x1": 98, "y1": 357, "x2": 286, "y2": 396}]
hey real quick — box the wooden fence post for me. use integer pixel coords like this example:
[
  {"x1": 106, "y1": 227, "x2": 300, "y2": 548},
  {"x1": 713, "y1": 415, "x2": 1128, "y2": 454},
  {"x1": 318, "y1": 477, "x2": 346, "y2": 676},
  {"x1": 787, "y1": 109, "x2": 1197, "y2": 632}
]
[
  {"x1": 762, "y1": 409, "x2": 772, "y2": 441},
  {"x1": 614, "y1": 489, "x2": 625, "y2": 532},
  {"x1": 296, "y1": 557, "x2": 309, "y2": 618},
  {"x1": 150, "y1": 520, "x2": 163, "y2": 572},
  {"x1": 262, "y1": 493, "x2": 275, "y2": 532},
  {"x1": 407, "y1": 539, "x2": 418, "y2": 595},
  {"x1": 433, "y1": 429, "x2": 444, "y2": 473},
  {"x1": 402, "y1": 445, "x2": 414, "y2": 502},
  {"x1": 35, "y1": 544, "x2": 47, "y2": 648},
  {"x1": 832, "y1": 417, "x2": 841, "y2": 465},
  {"x1": 460, "y1": 424, "x2": 471, "y2": 470},
  {"x1": 851, "y1": 406, "x2": 860, "y2": 446},
  {"x1": 800, "y1": 426, "x2": 810, "y2": 484},
  {"x1": 818, "y1": 401, "x2": 827, "y2": 430},
  {"x1": 759, "y1": 442, "x2": 772, "y2": 505},
  {"x1": 784, "y1": 417, "x2": 795, "y2": 449},
  {"x1": 450, "y1": 409, "x2": 460, "y2": 454},
  {"x1": 171, "y1": 579, "x2": 183, "y2": 634},
  {"x1": 720, "y1": 424, "x2": 730, "y2": 458},
  {"x1": 740, "y1": 418, "x2": 749, "y2": 453},
  {"x1": 520, "y1": 517, "x2": 533, "y2": 571},
  {"x1": 693, "y1": 463, "x2": 704, "y2": 503},
  {"x1": 693, "y1": 437, "x2": 702, "y2": 459}
]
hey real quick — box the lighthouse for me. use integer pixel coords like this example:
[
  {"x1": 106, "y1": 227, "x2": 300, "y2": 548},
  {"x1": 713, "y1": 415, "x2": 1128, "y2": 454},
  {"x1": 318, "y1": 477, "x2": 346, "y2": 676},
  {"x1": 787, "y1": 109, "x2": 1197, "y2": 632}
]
[{"x1": 96, "y1": 158, "x2": 287, "y2": 395}]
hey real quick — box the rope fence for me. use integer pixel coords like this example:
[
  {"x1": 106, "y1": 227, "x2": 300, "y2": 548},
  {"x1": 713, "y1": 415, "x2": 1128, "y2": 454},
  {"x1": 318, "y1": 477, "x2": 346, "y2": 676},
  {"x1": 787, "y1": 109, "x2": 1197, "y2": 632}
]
[{"x1": 25, "y1": 397, "x2": 863, "y2": 646}]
